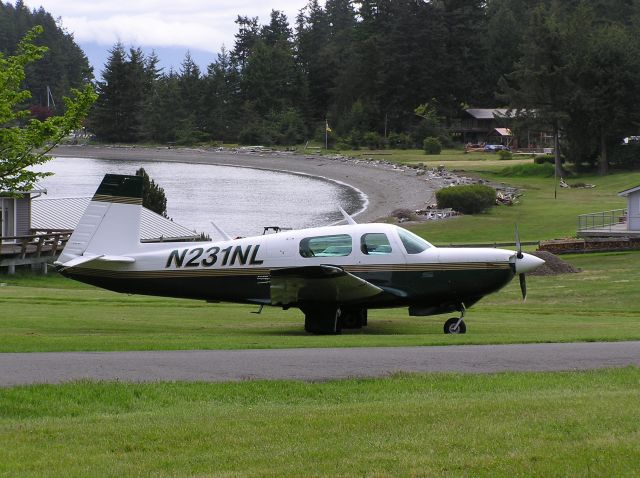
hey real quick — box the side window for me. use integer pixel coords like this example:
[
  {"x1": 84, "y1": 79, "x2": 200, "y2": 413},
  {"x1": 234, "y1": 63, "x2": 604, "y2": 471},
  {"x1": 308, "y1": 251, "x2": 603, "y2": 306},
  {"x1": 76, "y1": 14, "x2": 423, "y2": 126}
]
[
  {"x1": 397, "y1": 228, "x2": 432, "y2": 254},
  {"x1": 299, "y1": 234, "x2": 352, "y2": 257},
  {"x1": 361, "y1": 233, "x2": 392, "y2": 255}
]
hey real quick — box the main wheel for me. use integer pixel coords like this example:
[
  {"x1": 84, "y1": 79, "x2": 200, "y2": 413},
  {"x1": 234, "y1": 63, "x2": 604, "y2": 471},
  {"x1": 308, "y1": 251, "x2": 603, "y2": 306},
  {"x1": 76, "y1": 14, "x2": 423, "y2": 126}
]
[
  {"x1": 443, "y1": 317, "x2": 466, "y2": 334},
  {"x1": 341, "y1": 309, "x2": 366, "y2": 329},
  {"x1": 303, "y1": 306, "x2": 342, "y2": 335}
]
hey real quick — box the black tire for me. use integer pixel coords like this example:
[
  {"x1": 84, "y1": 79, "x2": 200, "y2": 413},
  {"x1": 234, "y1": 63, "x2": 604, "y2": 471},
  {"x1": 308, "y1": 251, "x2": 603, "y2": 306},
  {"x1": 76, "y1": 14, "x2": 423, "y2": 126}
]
[
  {"x1": 444, "y1": 317, "x2": 466, "y2": 334},
  {"x1": 303, "y1": 306, "x2": 342, "y2": 335},
  {"x1": 341, "y1": 309, "x2": 366, "y2": 329}
]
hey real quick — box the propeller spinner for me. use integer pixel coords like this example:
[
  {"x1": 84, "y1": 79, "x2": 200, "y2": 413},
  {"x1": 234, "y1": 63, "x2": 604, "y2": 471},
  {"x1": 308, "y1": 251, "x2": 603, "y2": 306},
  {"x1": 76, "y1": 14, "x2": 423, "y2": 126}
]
[{"x1": 512, "y1": 224, "x2": 545, "y2": 301}]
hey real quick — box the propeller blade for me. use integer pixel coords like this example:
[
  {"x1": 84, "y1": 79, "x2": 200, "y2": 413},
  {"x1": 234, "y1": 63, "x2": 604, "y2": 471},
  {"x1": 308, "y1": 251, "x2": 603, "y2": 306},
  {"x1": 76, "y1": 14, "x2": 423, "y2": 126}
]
[
  {"x1": 515, "y1": 224, "x2": 523, "y2": 259},
  {"x1": 519, "y1": 273, "x2": 527, "y2": 302}
]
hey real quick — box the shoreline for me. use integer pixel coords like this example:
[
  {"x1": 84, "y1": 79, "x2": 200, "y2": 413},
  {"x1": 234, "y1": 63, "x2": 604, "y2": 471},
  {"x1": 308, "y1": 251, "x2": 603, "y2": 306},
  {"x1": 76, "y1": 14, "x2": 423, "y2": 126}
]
[{"x1": 51, "y1": 145, "x2": 442, "y2": 223}]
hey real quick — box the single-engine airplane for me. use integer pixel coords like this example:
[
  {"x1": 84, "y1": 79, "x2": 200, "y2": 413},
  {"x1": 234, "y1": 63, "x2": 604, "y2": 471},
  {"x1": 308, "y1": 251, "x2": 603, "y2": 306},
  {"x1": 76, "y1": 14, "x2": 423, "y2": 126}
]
[{"x1": 55, "y1": 174, "x2": 544, "y2": 334}]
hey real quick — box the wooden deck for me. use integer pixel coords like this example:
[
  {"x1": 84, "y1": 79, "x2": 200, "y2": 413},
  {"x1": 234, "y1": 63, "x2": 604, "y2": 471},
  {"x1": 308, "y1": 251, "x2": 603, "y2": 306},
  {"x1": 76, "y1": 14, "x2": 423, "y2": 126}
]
[
  {"x1": 577, "y1": 224, "x2": 640, "y2": 238},
  {"x1": 0, "y1": 231, "x2": 71, "y2": 274}
]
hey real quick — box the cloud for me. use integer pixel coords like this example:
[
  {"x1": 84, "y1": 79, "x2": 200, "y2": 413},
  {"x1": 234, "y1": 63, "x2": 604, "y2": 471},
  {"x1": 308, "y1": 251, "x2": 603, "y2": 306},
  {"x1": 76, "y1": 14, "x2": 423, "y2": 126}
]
[{"x1": 22, "y1": 0, "x2": 309, "y2": 52}]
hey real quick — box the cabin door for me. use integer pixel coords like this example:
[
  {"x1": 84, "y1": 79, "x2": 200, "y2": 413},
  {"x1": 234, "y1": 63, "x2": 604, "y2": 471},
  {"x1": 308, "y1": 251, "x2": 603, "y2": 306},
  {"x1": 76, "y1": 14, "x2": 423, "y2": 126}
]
[{"x1": 0, "y1": 198, "x2": 16, "y2": 243}]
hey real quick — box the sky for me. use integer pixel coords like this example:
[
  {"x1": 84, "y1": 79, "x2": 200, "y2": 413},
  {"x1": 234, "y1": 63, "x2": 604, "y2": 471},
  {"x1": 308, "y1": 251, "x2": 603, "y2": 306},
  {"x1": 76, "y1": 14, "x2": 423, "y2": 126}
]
[{"x1": 21, "y1": 0, "x2": 312, "y2": 76}]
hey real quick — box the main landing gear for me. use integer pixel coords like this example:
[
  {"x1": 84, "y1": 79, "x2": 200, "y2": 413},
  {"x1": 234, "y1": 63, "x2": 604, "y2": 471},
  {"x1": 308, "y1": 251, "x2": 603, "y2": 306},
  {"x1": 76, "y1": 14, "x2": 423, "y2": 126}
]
[
  {"x1": 302, "y1": 306, "x2": 367, "y2": 335},
  {"x1": 443, "y1": 304, "x2": 466, "y2": 334}
]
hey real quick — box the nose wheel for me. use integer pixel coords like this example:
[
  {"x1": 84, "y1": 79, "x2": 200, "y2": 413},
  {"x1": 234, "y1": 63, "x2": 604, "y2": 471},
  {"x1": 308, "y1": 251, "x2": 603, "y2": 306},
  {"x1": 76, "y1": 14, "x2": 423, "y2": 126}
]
[{"x1": 443, "y1": 304, "x2": 466, "y2": 334}]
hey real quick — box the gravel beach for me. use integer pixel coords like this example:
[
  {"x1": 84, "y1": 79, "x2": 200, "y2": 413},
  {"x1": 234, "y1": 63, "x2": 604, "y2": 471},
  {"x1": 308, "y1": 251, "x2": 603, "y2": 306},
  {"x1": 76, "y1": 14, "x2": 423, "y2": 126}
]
[{"x1": 51, "y1": 145, "x2": 440, "y2": 222}]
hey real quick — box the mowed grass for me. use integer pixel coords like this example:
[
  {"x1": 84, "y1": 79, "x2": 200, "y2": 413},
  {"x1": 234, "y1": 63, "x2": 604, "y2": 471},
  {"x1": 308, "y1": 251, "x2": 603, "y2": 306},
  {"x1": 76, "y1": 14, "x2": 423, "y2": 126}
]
[
  {"x1": 1, "y1": 251, "x2": 639, "y2": 352},
  {"x1": 1, "y1": 368, "x2": 639, "y2": 476},
  {"x1": 329, "y1": 147, "x2": 639, "y2": 243}
]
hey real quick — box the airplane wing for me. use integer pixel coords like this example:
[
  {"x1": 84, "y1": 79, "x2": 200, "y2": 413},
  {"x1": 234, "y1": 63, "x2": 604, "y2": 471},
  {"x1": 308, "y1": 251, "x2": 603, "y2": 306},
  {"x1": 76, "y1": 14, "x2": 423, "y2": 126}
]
[{"x1": 270, "y1": 265, "x2": 383, "y2": 306}]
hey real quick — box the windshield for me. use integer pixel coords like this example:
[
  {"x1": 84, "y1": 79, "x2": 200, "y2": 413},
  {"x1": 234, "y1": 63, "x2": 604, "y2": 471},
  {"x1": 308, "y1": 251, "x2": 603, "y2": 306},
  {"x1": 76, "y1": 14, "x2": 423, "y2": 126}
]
[{"x1": 397, "y1": 228, "x2": 432, "y2": 254}]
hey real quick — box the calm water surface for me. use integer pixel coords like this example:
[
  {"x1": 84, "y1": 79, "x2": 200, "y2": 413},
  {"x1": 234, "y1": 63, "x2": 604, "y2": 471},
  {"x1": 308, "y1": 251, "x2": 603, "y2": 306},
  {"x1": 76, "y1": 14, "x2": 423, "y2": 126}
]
[{"x1": 36, "y1": 157, "x2": 365, "y2": 237}]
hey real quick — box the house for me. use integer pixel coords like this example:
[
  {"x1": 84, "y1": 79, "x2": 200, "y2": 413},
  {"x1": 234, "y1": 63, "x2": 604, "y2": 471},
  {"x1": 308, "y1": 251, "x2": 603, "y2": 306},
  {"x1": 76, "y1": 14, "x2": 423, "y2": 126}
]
[
  {"x1": 618, "y1": 185, "x2": 640, "y2": 231},
  {"x1": 453, "y1": 108, "x2": 512, "y2": 145},
  {"x1": 1, "y1": 194, "x2": 201, "y2": 274},
  {"x1": 0, "y1": 189, "x2": 44, "y2": 241},
  {"x1": 577, "y1": 184, "x2": 640, "y2": 239},
  {"x1": 451, "y1": 108, "x2": 554, "y2": 151}
]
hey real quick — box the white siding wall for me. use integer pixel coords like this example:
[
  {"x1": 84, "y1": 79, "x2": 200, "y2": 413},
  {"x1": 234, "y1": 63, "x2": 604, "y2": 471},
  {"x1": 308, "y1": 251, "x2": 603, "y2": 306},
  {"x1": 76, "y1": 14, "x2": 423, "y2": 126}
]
[
  {"x1": 16, "y1": 196, "x2": 31, "y2": 236},
  {"x1": 629, "y1": 190, "x2": 640, "y2": 231}
]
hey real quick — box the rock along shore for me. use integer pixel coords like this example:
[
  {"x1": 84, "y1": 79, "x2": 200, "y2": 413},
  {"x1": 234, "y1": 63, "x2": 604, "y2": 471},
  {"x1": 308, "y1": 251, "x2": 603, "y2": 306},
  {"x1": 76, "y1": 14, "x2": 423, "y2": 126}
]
[{"x1": 51, "y1": 144, "x2": 465, "y2": 223}]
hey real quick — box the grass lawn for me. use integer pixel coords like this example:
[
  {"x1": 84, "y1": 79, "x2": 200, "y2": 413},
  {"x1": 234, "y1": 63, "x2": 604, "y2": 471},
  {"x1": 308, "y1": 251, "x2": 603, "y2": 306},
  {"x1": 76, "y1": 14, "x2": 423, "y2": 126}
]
[
  {"x1": 1, "y1": 368, "x2": 639, "y2": 476},
  {"x1": 1, "y1": 250, "x2": 639, "y2": 352},
  {"x1": 331, "y1": 147, "x2": 638, "y2": 244}
]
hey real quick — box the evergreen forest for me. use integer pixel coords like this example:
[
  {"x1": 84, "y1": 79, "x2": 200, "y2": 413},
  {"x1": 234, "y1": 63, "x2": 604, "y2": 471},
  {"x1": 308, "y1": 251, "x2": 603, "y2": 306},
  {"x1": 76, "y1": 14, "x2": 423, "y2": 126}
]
[{"x1": 3, "y1": 0, "x2": 640, "y2": 173}]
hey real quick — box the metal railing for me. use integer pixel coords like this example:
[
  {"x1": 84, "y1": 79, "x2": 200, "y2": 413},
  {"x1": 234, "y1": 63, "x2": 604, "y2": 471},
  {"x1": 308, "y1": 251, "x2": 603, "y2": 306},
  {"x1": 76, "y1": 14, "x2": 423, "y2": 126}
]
[{"x1": 578, "y1": 209, "x2": 628, "y2": 231}]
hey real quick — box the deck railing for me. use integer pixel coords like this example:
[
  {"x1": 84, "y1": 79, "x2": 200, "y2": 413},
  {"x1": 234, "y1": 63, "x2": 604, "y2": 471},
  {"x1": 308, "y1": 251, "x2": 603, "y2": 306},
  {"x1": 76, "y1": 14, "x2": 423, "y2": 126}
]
[
  {"x1": 0, "y1": 231, "x2": 71, "y2": 258},
  {"x1": 578, "y1": 209, "x2": 628, "y2": 231}
]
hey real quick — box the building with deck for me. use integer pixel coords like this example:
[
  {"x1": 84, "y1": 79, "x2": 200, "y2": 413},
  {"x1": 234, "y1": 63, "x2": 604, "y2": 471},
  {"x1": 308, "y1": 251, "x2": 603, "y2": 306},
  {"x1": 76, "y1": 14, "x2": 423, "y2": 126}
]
[
  {"x1": 1, "y1": 194, "x2": 201, "y2": 274},
  {"x1": 577, "y1": 185, "x2": 640, "y2": 239}
]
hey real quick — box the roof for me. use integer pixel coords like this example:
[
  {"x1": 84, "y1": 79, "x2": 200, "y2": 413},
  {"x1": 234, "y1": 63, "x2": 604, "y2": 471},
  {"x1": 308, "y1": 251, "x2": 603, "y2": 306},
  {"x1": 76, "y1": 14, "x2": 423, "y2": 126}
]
[
  {"x1": 618, "y1": 185, "x2": 640, "y2": 197},
  {"x1": 492, "y1": 128, "x2": 512, "y2": 136},
  {"x1": 31, "y1": 197, "x2": 199, "y2": 241},
  {"x1": 465, "y1": 108, "x2": 511, "y2": 120}
]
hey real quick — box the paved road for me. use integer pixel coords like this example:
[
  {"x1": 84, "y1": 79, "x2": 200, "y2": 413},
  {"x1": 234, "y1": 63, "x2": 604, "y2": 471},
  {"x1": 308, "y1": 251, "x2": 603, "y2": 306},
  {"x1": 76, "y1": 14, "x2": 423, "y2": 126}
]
[{"x1": 1, "y1": 342, "x2": 639, "y2": 386}]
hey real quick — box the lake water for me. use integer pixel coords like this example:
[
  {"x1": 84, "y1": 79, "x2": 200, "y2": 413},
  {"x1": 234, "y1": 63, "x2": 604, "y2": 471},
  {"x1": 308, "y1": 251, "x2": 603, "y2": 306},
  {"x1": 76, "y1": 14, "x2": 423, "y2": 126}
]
[{"x1": 35, "y1": 157, "x2": 365, "y2": 238}]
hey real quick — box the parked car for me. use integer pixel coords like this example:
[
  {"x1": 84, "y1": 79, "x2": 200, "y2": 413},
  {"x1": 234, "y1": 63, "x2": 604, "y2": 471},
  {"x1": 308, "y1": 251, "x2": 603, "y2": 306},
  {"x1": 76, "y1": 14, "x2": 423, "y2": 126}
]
[{"x1": 484, "y1": 144, "x2": 510, "y2": 152}]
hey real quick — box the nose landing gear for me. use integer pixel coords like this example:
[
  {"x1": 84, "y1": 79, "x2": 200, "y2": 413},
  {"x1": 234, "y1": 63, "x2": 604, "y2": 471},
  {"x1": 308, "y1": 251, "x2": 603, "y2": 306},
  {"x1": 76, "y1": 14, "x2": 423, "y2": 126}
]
[{"x1": 443, "y1": 304, "x2": 466, "y2": 334}]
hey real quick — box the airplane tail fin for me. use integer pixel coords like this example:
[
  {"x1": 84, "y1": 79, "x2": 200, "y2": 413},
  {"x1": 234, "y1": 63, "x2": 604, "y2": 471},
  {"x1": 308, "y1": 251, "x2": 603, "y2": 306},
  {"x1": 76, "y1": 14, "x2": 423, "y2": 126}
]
[{"x1": 57, "y1": 174, "x2": 143, "y2": 265}]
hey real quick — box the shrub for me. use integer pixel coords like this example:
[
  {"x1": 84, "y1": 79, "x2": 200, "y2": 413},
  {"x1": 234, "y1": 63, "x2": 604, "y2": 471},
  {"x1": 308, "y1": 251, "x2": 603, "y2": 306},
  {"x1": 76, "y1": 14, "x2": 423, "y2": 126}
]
[
  {"x1": 610, "y1": 143, "x2": 640, "y2": 169},
  {"x1": 388, "y1": 132, "x2": 412, "y2": 149},
  {"x1": 436, "y1": 184, "x2": 496, "y2": 214},
  {"x1": 423, "y1": 137, "x2": 442, "y2": 155},
  {"x1": 498, "y1": 150, "x2": 513, "y2": 160},
  {"x1": 363, "y1": 131, "x2": 384, "y2": 149},
  {"x1": 534, "y1": 154, "x2": 567, "y2": 165},
  {"x1": 499, "y1": 163, "x2": 555, "y2": 177},
  {"x1": 534, "y1": 154, "x2": 555, "y2": 164}
]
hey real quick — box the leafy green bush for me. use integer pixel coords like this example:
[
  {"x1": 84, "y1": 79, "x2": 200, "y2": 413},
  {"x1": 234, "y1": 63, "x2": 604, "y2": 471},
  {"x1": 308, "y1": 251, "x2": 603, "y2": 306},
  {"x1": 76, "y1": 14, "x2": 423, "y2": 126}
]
[
  {"x1": 534, "y1": 154, "x2": 555, "y2": 164},
  {"x1": 498, "y1": 150, "x2": 513, "y2": 160},
  {"x1": 436, "y1": 184, "x2": 496, "y2": 214},
  {"x1": 423, "y1": 137, "x2": 442, "y2": 155},
  {"x1": 387, "y1": 132, "x2": 412, "y2": 149},
  {"x1": 610, "y1": 143, "x2": 640, "y2": 169},
  {"x1": 363, "y1": 132, "x2": 384, "y2": 149},
  {"x1": 499, "y1": 163, "x2": 555, "y2": 177}
]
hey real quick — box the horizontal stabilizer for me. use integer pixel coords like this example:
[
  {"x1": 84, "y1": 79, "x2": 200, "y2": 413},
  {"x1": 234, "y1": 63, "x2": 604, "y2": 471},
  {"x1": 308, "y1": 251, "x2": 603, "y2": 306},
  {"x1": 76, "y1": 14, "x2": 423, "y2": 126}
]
[
  {"x1": 55, "y1": 254, "x2": 135, "y2": 268},
  {"x1": 270, "y1": 265, "x2": 383, "y2": 306}
]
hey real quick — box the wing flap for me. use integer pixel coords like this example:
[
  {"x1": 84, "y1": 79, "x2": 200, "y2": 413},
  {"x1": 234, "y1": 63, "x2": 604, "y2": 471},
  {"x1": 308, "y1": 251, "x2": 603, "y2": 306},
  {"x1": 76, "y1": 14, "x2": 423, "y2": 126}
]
[{"x1": 270, "y1": 265, "x2": 383, "y2": 306}]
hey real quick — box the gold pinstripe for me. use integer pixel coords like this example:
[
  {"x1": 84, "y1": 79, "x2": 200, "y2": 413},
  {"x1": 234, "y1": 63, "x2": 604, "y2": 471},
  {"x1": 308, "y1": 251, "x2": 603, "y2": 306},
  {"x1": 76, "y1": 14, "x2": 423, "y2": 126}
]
[{"x1": 69, "y1": 263, "x2": 510, "y2": 279}]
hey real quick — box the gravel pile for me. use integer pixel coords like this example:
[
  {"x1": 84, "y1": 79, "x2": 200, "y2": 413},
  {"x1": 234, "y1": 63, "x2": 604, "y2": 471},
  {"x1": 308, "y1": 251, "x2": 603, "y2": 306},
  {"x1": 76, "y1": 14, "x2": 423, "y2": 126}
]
[{"x1": 529, "y1": 251, "x2": 581, "y2": 276}]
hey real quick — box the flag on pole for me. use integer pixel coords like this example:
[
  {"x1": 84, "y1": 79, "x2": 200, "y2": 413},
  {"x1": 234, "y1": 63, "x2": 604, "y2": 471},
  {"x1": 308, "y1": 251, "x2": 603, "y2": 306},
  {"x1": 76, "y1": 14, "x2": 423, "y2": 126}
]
[{"x1": 325, "y1": 120, "x2": 332, "y2": 133}]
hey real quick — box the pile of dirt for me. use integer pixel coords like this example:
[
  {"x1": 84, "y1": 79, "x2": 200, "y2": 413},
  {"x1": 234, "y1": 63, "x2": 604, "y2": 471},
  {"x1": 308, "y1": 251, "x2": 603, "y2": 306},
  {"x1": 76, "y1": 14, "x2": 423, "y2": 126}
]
[{"x1": 529, "y1": 251, "x2": 581, "y2": 276}]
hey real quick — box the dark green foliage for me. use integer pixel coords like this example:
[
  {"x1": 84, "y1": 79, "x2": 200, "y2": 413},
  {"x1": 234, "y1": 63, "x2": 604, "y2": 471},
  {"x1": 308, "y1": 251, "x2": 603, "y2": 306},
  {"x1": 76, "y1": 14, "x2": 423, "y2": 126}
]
[
  {"x1": 499, "y1": 163, "x2": 555, "y2": 177},
  {"x1": 387, "y1": 132, "x2": 413, "y2": 149},
  {"x1": 436, "y1": 184, "x2": 496, "y2": 214},
  {"x1": 609, "y1": 144, "x2": 640, "y2": 170},
  {"x1": 363, "y1": 132, "x2": 384, "y2": 149},
  {"x1": 0, "y1": 1, "x2": 93, "y2": 114},
  {"x1": 534, "y1": 154, "x2": 558, "y2": 165},
  {"x1": 423, "y1": 137, "x2": 442, "y2": 155},
  {"x1": 135, "y1": 167, "x2": 168, "y2": 217},
  {"x1": 498, "y1": 150, "x2": 513, "y2": 160}
]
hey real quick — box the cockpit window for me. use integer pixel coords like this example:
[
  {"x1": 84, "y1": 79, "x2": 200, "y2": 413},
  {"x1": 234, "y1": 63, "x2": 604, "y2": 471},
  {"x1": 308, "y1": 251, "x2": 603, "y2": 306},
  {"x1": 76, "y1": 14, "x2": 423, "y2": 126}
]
[
  {"x1": 361, "y1": 233, "x2": 392, "y2": 255},
  {"x1": 300, "y1": 234, "x2": 352, "y2": 257},
  {"x1": 397, "y1": 228, "x2": 432, "y2": 254}
]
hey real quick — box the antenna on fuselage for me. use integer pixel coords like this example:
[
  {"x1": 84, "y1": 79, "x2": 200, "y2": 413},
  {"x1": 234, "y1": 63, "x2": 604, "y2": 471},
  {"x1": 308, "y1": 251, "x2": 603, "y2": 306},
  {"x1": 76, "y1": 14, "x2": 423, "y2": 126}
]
[
  {"x1": 210, "y1": 221, "x2": 232, "y2": 241},
  {"x1": 339, "y1": 206, "x2": 357, "y2": 225}
]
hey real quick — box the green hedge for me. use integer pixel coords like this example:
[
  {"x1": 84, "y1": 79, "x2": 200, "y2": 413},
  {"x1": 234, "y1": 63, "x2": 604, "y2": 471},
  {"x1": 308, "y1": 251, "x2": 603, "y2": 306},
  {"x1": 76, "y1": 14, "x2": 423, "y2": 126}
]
[
  {"x1": 423, "y1": 137, "x2": 442, "y2": 155},
  {"x1": 436, "y1": 184, "x2": 496, "y2": 214}
]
